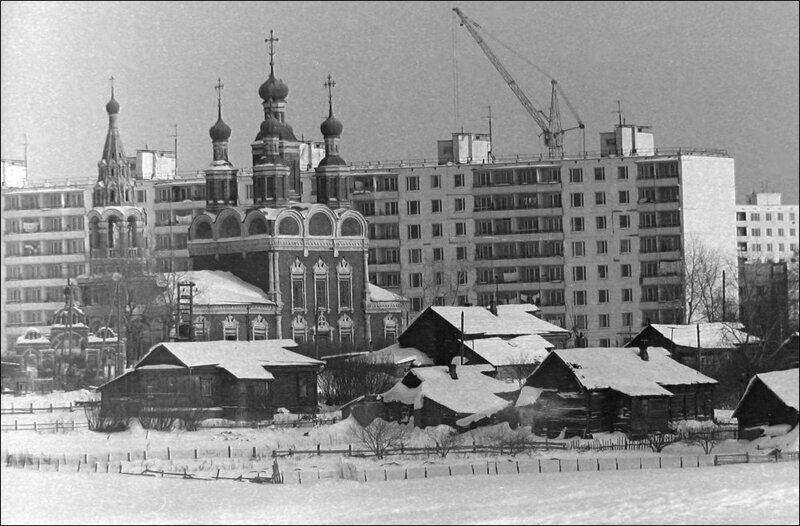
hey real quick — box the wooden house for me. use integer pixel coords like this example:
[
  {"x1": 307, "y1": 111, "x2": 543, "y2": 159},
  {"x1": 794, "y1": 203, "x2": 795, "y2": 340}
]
[
  {"x1": 626, "y1": 322, "x2": 760, "y2": 372},
  {"x1": 98, "y1": 340, "x2": 323, "y2": 420},
  {"x1": 394, "y1": 305, "x2": 569, "y2": 367},
  {"x1": 732, "y1": 368, "x2": 799, "y2": 436},
  {"x1": 381, "y1": 363, "x2": 520, "y2": 428},
  {"x1": 515, "y1": 345, "x2": 717, "y2": 438}
]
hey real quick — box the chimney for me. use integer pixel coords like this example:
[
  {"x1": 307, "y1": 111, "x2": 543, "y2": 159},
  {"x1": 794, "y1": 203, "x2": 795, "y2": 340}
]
[
  {"x1": 448, "y1": 363, "x2": 458, "y2": 380},
  {"x1": 488, "y1": 299, "x2": 497, "y2": 316},
  {"x1": 637, "y1": 339, "x2": 649, "y2": 361}
]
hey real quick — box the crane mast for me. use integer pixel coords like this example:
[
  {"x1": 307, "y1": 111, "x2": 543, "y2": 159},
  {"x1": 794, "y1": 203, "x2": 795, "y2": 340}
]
[{"x1": 453, "y1": 7, "x2": 582, "y2": 158}]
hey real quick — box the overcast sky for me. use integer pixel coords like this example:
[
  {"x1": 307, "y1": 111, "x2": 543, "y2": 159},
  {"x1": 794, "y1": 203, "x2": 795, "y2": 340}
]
[{"x1": 1, "y1": 1, "x2": 798, "y2": 203}]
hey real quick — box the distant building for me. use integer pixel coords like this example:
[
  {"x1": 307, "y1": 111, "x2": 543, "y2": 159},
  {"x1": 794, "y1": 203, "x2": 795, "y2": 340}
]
[{"x1": 736, "y1": 192, "x2": 798, "y2": 263}]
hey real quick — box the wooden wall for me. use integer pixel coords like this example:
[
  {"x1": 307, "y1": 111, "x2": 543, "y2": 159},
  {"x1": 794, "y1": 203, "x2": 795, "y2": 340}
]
[{"x1": 735, "y1": 378, "x2": 799, "y2": 430}]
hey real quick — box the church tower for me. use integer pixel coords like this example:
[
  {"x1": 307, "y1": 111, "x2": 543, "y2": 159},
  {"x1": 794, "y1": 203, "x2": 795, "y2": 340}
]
[
  {"x1": 315, "y1": 75, "x2": 351, "y2": 209},
  {"x1": 204, "y1": 78, "x2": 238, "y2": 210},
  {"x1": 94, "y1": 77, "x2": 134, "y2": 207}
]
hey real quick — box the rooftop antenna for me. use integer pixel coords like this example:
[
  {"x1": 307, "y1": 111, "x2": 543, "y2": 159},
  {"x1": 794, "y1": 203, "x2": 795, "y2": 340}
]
[
  {"x1": 484, "y1": 105, "x2": 495, "y2": 162},
  {"x1": 615, "y1": 100, "x2": 623, "y2": 127}
]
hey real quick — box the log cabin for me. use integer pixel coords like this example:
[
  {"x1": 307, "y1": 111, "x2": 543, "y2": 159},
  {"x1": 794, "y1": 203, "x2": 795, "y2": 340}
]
[
  {"x1": 98, "y1": 340, "x2": 323, "y2": 420},
  {"x1": 516, "y1": 344, "x2": 717, "y2": 438},
  {"x1": 732, "y1": 368, "x2": 799, "y2": 436}
]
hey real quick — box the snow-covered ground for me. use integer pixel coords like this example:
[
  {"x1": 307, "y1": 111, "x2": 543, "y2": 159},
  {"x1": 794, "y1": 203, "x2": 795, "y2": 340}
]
[
  {"x1": 2, "y1": 461, "x2": 797, "y2": 524},
  {"x1": 2, "y1": 390, "x2": 799, "y2": 524}
]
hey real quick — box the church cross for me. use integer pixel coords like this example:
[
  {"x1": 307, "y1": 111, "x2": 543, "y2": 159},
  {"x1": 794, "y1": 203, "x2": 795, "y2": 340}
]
[{"x1": 265, "y1": 30, "x2": 279, "y2": 70}]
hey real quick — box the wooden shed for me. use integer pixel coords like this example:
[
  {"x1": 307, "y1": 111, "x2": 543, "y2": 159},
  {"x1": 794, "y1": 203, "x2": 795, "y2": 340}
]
[
  {"x1": 732, "y1": 368, "x2": 799, "y2": 435},
  {"x1": 98, "y1": 340, "x2": 323, "y2": 420},
  {"x1": 515, "y1": 345, "x2": 717, "y2": 438}
]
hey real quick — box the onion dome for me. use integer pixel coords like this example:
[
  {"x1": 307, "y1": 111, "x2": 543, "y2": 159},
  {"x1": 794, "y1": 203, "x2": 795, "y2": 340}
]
[
  {"x1": 106, "y1": 94, "x2": 120, "y2": 114},
  {"x1": 259, "y1": 73, "x2": 289, "y2": 102},
  {"x1": 320, "y1": 113, "x2": 343, "y2": 138},
  {"x1": 209, "y1": 115, "x2": 231, "y2": 141},
  {"x1": 260, "y1": 114, "x2": 281, "y2": 138}
]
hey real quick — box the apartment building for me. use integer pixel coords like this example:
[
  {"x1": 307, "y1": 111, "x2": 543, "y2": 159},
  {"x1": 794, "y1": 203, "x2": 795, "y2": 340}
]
[
  {"x1": 736, "y1": 192, "x2": 799, "y2": 263},
  {"x1": 349, "y1": 125, "x2": 737, "y2": 346}
]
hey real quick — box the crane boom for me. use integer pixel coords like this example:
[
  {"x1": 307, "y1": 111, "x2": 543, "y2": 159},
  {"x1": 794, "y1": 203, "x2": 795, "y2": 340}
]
[{"x1": 453, "y1": 7, "x2": 572, "y2": 157}]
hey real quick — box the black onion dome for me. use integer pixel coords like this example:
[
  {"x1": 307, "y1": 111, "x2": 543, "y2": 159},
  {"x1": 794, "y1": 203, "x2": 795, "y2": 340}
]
[
  {"x1": 258, "y1": 73, "x2": 289, "y2": 102},
  {"x1": 318, "y1": 155, "x2": 347, "y2": 167},
  {"x1": 209, "y1": 116, "x2": 231, "y2": 141},
  {"x1": 106, "y1": 95, "x2": 120, "y2": 115},
  {"x1": 320, "y1": 114, "x2": 343, "y2": 137},
  {"x1": 260, "y1": 114, "x2": 281, "y2": 138}
]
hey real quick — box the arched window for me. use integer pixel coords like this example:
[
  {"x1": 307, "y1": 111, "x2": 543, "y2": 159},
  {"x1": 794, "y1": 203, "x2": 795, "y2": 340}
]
[
  {"x1": 336, "y1": 257, "x2": 353, "y2": 312},
  {"x1": 251, "y1": 315, "x2": 268, "y2": 340},
  {"x1": 219, "y1": 216, "x2": 241, "y2": 238},
  {"x1": 222, "y1": 315, "x2": 240, "y2": 341},
  {"x1": 248, "y1": 217, "x2": 268, "y2": 236},
  {"x1": 290, "y1": 258, "x2": 306, "y2": 312},
  {"x1": 308, "y1": 213, "x2": 333, "y2": 236},
  {"x1": 278, "y1": 217, "x2": 300, "y2": 235},
  {"x1": 313, "y1": 311, "x2": 332, "y2": 343},
  {"x1": 340, "y1": 217, "x2": 362, "y2": 236},
  {"x1": 195, "y1": 222, "x2": 213, "y2": 239}
]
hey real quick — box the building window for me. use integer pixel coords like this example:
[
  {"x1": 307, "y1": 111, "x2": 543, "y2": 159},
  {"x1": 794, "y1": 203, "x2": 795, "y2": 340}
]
[
  {"x1": 409, "y1": 273, "x2": 423, "y2": 288},
  {"x1": 595, "y1": 192, "x2": 606, "y2": 205},
  {"x1": 455, "y1": 222, "x2": 467, "y2": 236},
  {"x1": 431, "y1": 199, "x2": 442, "y2": 214},
  {"x1": 384, "y1": 201, "x2": 399, "y2": 215},
  {"x1": 618, "y1": 190, "x2": 630, "y2": 205},
  {"x1": 620, "y1": 239, "x2": 632, "y2": 254},
  {"x1": 622, "y1": 288, "x2": 633, "y2": 302},
  {"x1": 193, "y1": 316, "x2": 209, "y2": 341},
  {"x1": 599, "y1": 290, "x2": 609, "y2": 304},
  {"x1": 750, "y1": 213, "x2": 760, "y2": 221},
  {"x1": 406, "y1": 176, "x2": 419, "y2": 191},
  {"x1": 599, "y1": 314, "x2": 610, "y2": 328},
  {"x1": 572, "y1": 242, "x2": 585, "y2": 257},
  {"x1": 313, "y1": 258, "x2": 330, "y2": 311},
  {"x1": 292, "y1": 315, "x2": 308, "y2": 342},
  {"x1": 431, "y1": 174, "x2": 441, "y2": 188},
  {"x1": 408, "y1": 248, "x2": 422, "y2": 264},
  {"x1": 290, "y1": 258, "x2": 306, "y2": 312},
  {"x1": 407, "y1": 200, "x2": 420, "y2": 215},
  {"x1": 456, "y1": 246, "x2": 467, "y2": 260},
  {"x1": 432, "y1": 223, "x2": 443, "y2": 237},
  {"x1": 597, "y1": 264, "x2": 608, "y2": 279},
  {"x1": 457, "y1": 271, "x2": 468, "y2": 285},
  {"x1": 337, "y1": 313, "x2": 353, "y2": 344},
  {"x1": 737, "y1": 227, "x2": 748, "y2": 236},
  {"x1": 251, "y1": 315, "x2": 268, "y2": 340},
  {"x1": 454, "y1": 197, "x2": 466, "y2": 212},
  {"x1": 596, "y1": 216, "x2": 607, "y2": 230},
  {"x1": 617, "y1": 166, "x2": 628, "y2": 180},
  {"x1": 222, "y1": 315, "x2": 240, "y2": 341},
  {"x1": 622, "y1": 312, "x2": 633, "y2": 327},
  {"x1": 410, "y1": 297, "x2": 424, "y2": 312},
  {"x1": 573, "y1": 266, "x2": 586, "y2": 281},
  {"x1": 337, "y1": 258, "x2": 353, "y2": 311},
  {"x1": 596, "y1": 240, "x2": 608, "y2": 255},
  {"x1": 574, "y1": 291, "x2": 587, "y2": 306},
  {"x1": 621, "y1": 263, "x2": 632, "y2": 277},
  {"x1": 766, "y1": 228, "x2": 773, "y2": 236},
  {"x1": 407, "y1": 224, "x2": 421, "y2": 239},
  {"x1": 570, "y1": 193, "x2": 584, "y2": 207},
  {"x1": 571, "y1": 217, "x2": 584, "y2": 232},
  {"x1": 619, "y1": 215, "x2": 631, "y2": 229},
  {"x1": 569, "y1": 168, "x2": 583, "y2": 183},
  {"x1": 453, "y1": 173, "x2": 464, "y2": 187},
  {"x1": 594, "y1": 167, "x2": 605, "y2": 181},
  {"x1": 433, "y1": 247, "x2": 444, "y2": 261},
  {"x1": 736, "y1": 212, "x2": 746, "y2": 221}
]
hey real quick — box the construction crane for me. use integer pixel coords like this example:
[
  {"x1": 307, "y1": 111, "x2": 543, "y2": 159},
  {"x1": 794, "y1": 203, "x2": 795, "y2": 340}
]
[{"x1": 453, "y1": 7, "x2": 584, "y2": 158}]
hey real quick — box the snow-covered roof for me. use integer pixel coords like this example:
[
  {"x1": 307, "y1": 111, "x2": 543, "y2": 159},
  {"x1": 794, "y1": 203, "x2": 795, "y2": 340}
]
[
  {"x1": 540, "y1": 347, "x2": 718, "y2": 398},
  {"x1": 16, "y1": 328, "x2": 50, "y2": 345},
  {"x1": 382, "y1": 364, "x2": 518, "y2": 416},
  {"x1": 136, "y1": 340, "x2": 322, "y2": 380},
  {"x1": 734, "y1": 369, "x2": 799, "y2": 415},
  {"x1": 367, "y1": 283, "x2": 407, "y2": 303},
  {"x1": 496, "y1": 302, "x2": 540, "y2": 315},
  {"x1": 172, "y1": 270, "x2": 274, "y2": 307},
  {"x1": 464, "y1": 334, "x2": 553, "y2": 367},
  {"x1": 649, "y1": 322, "x2": 760, "y2": 348},
  {"x1": 367, "y1": 343, "x2": 433, "y2": 367},
  {"x1": 427, "y1": 306, "x2": 569, "y2": 338}
]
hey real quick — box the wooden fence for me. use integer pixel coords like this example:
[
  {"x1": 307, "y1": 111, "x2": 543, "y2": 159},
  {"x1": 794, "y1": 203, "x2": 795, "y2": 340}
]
[
  {"x1": 1, "y1": 421, "x2": 88, "y2": 432},
  {"x1": 0, "y1": 402, "x2": 87, "y2": 414}
]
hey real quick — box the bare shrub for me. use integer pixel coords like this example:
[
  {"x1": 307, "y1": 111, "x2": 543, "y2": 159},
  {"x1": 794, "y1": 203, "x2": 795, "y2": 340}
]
[
  {"x1": 426, "y1": 426, "x2": 463, "y2": 458},
  {"x1": 178, "y1": 408, "x2": 205, "y2": 431},
  {"x1": 85, "y1": 402, "x2": 129, "y2": 433},
  {"x1": 349, "y1": 418, "x2": 410, "y2": 459},
  {"x1": 319, "y1": 358, "x2": 398, "y2": 406},
  {"x1": 674, "y1": 420, "x2": 721, "y2": 454},
  {"x1": 484, "y1": 423, "x2": 533, "y2": 452},
  {"x1": 138, "y1": 406, "x2": 178, "y2": 431},
  {"x1": 646, "y1": 431, "x2": 682, "y2": 453}
]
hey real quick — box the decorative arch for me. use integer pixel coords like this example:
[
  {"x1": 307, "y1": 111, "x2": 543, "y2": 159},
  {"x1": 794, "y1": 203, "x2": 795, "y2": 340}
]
[
  {"x1": 384, "y1": 314, "x2": 398, "y2": 342},
  {"x1": 221, "y1": 315, "x2": 240, "y2": 340},
  {"x1": 218, "y1": 216, "x2": 242, "y2": 238},
  {"x1": 291, "y1": 314, "x2": 308, "y2": 343},
  {"x1": 193, "y1": 316, "x2": 209, "y2": 341},
  {"x1": 313, "y1": 258, "x2": 330, "y2": 311},
  {"x1": 338, "y1": 313, "x2": 354, "y2": 344},
  {"x1": 247, "y1": 215, "x2": 268, "y2": 236},
  {"x1": 290, "y1": 258, "x2": 307, "y2": 312},
  {"x1": 307, "y1": 211, "x2": 334, "y2": 236},
  {"x1": 337, "y1": 210, "x2": 368, "y2": 237},
  {"x1": 336, "y1": 257, "x2": 353, "y2": 311},
  {"x1": 194, "y1": 221, "x2": 213, "y2": 240},
  {"x1": 277, "y1": 216, "x2": 301, "y2": 235},
  {"x1": 251, "y1": 315, "x2": 268, "y2": 340}
]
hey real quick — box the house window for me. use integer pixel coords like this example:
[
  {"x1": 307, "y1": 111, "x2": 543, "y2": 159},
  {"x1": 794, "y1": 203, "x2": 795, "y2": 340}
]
[
  {"x1": 622, "y1": 288, "x2": 633, "y2": 302},
  {"x1": 595, "y1": 192, "x2": 606, "y2": 205},
  {"x1": 431, "y1": 174, "x2": 441, "y2": 188},
  {"x1": 384, "y1": 314, "x2": 398, "y2": 342},
  {"x1": 193, "y1": 316, "x2": 209, "y2": 341},
  {"x1": 292, "y1": 314, "x2": 308, "y2": 342},
  {"x1": 571, "y1": 217, "x2": 584, "y2": 232},
  {"x1": 620, "y1": 239, "x2": 632, "y2": 254},
  {"x1": 570, "y1": 193, "x2": 584, "y2": 207},
  {"x1": 290, "y1": 258, "x2": 306, "y2": 312},
  {"x1": 337, "y1": 313, "x2": 354, "y2": 344},
  {"x1": 432, "y1": 223, "x2": 443, "y2": 237},
  {"x1": 599, "y1": 314, "x2": 610, "y2": 328},
  {"x1": 619, "y1": 215, "x2": 631, "y2": 229},
  {"x1": 453, "y1": 173, "x2": 464, "y2": 187},
  {"x1": 572, "y1": 266, "x2": 586, "y2": 281},
  {"x1": 572, "y1": 242, "x2": 585, "y2": 257},
  {"x1": 456, "y1": 246, "x2": 467, "y2": 260},
  {"x1": 433, "y1": 247, "x2": 444, "y2": 261},
  {"x1": 455, "y1": 222, "x2": 467, "y2": 236},
  {"x1": 454, "y1": 197, "x2": 466, "y2": 212},
  {"x1": 574, "y1": 291, "x2": 587, "y2": 306},
  {"x1": 431, "y1": 199, "x2": 442, "y2": 214},
  {"x1": 622, "y1": 312, "x2": 633, "y2": 327},
  {"x1": 599, "y1": 290, "x2": 609, "y2": 303},
  {"x1": 621, "y1": 263, "x2": 632, "y2": 277},
  {"x1": 574, "y1": 314, "x2": 588, "y2": 329},
  {"x1": 337, "y1": 258, "x2": 353, "y2": 311},
  {"x1": 410, "y1": 297, "x2": 424, "y2": 312},
  {"x1": 407, "y1": 224, "x2": 421, "y2": 239},
  {"x1": 596, "y1": 240, "x2": 608, "y2": 255},
  {"x1": 596, "y1": 216, "x2": 607, "y2": 230},
  {"x1": 457, "y1": 271, "x2": 468, "y2": 285},
  {"x1": 406, "y1": 176, "x2": 419, "y2": 191},
  {"x1": 222, "y1": 315, "x2": 240, "y2": 341},
  {"x1": 408, "y1": 248, "x2": 422, "y2": 264},
  {"x1": 407, "y1": 200, "x2": 420, "y2": 215},
  {"x1": 617, "y1": 166, "x2": 628, "y2": 180},
  {"x1": 598, "y1": 265, "x2": 608, "y2": 279},
  {"x1": 409, "y1": 273, "x2": 423, "y2": 288},
  {"x1": 569, "y1": 168, "x2": 583, "y2": 183}
]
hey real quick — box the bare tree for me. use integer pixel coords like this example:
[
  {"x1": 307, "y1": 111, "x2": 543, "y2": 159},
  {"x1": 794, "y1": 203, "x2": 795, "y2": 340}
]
[
  {"x1": 683, "y1": 235, "x2": 737, "y2": 323},
  {"x1": 349, "y1": 418, "x2": 410, "y2": 459},
  {"x1": 503, "y1": 350, "x2": 540, "y2": 388},
  {"x1": 426, "y1": 426, "x2": 463, "y2": 458}
]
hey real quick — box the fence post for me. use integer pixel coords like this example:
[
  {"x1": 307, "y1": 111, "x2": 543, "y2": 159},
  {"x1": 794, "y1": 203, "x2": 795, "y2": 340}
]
[
  {"x1": 55, "y1": 421, "x2": 59, "y2": 433},
  {"x1": 72, "y1": 421, "x2": 75, "y2": 431},
  {"x1": 56, "y1": 459, "x2": 59, "y2": 472},
  {"x1": 639, "y1": 458, "x2": 642, "y2": 469},
  {"x1": 77, "y1": 461, "x2": 81, "y2": 472},
  {"x1": 384, "y1": 469, "x2": 388, "y2": 481},
  {"x1": 615, "y1": 458, "x2": 618, "y2": 470},
  {"x1": 15, "y1": 420, "x2": 18, "y2": 431},
  {"x1": 558, "y1": 459, "x2": 561, "y2": 472},
  {"x1": 745, "y1": 452, "x2": 749, "y2": 463},
  {"x1": 400, "y1": 443, "x2": 404, "y2": 454},
  {"x1": 576, "y1": 458, "x2": 579, "y2": 471},
  {"x1": 119, "y1": 463, "x2": 122, "y2": 474},
  {"x1": 194, "y1": 449, "x2": 198, "y2": 460},
  {"x1": 596, "y1": 458, "x2": 600, "y2": 471},
  {"x1": 70, "y1": 402, "x2": 73, "y2": 413},
  {"x1": 516, "y1": 461, "x2": 520, "y2": 474},
  {"x1": 95, "y1": 462, "x2": 98, "y2": 472},
  {"x1": 696, "y1": 456, "x2": 699, "y2": 468},
  {"x1": 473, "y1": 440, "x2": 477, "y2": 453},
  {"x1": 216, "y1": 469, "x2": 220, "y2": 480},
  {"x1": 228, "y1": 445, "x2": 232, "y2": 458},
  {"x1": 425, "y1": 466, "x2": 428, "y2": 478},
  {"x1": 348, "y1": 444, "x2": 352, "y2": 457},
  {"x1": 538, "y1": 459, "x2": 542, "y2": 473},
  {"x1": 143, "y1": 450, "x2": 147, "y2": 461},
  {"x1": 252, "y1": 446, "x2": 257, "y2": 459},
  {"x1": 33, "y1": 422, "x2": 37, "y2": 432},
  {"x1": 30, "y1": 403, "x2": 33, "y2": 414},
  {"x1": 680, "y1": 456, "x2": 683, "y2": 468},
  {"x1": 127, "y1": 452, "x2": 131, "y2": 462},
  {"x1": 167, "y1": 448, "x2": 171, "y2": 461},
  {"x1": 49, "y1": 403, "x2": 53, "y2": 413},
  {"x1": 317, "y1": 444, "x2": 321, "y2": 456}
]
